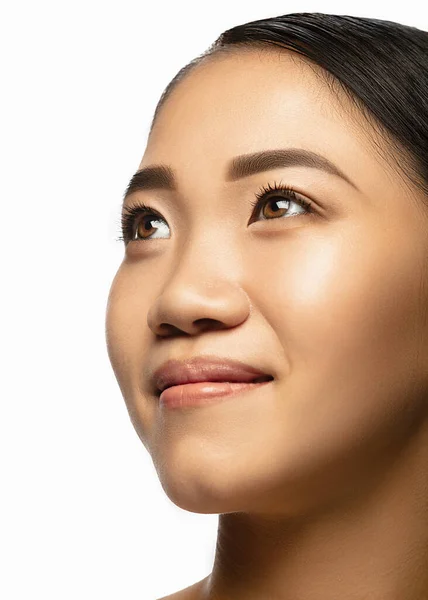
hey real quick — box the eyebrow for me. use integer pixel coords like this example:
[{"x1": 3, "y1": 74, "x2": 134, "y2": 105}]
[{"x1": 122, "y1": 147, "x2": 359, "y2": 204}]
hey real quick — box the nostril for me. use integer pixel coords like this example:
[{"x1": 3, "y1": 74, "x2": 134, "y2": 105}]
[{"x1": 194, "y1": 318, "x2": 226, "y2": 332}]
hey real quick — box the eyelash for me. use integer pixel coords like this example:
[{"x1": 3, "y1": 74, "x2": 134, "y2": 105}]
[{"x1": 116, "y1": 180, "x2": 314, "y2": 244}]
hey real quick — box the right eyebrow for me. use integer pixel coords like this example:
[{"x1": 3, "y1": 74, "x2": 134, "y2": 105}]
[{"x1": 122, "y1": 146, "x2": 360, "y2": 205}]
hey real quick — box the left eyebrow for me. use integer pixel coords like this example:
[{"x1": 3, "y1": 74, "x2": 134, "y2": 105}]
[{"x1": 122, "y1": 147, "x2": 360, "y2": 205}]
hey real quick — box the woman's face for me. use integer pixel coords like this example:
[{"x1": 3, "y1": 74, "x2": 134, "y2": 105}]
[{"x1": 106, "y1": 49, "x2": 428, "y2": 517}]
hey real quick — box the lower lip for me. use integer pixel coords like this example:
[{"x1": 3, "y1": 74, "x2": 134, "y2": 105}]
[{"x1": 159, "y1": 380, "x2": 272, "y2": 409}]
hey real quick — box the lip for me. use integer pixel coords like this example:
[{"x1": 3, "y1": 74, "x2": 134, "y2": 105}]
[
  {"x1": 159, "y1": 379, "x2": 272, "y2": 409},
  {"x1": 151, "y1": 355, "x2": 274, "y2": 395}
]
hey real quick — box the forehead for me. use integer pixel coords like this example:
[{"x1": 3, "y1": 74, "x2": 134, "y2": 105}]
[{"x1": 149, "y1": 50, "x2": 361, "y2": 145}]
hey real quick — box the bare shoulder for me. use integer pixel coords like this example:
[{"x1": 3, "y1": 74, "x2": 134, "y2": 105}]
[{"x1": 156, "y1": 575, "x2": 210, "y2": 600}]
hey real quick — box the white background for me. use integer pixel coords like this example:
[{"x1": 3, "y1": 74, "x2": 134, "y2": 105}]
[{"x1": 1, "y1": 1, "x2": 427, "y2": 598}]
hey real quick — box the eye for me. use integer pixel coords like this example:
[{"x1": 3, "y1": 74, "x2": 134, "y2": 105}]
[
  {"x1": 117, "y1": 202, "x2": 171, "y2": 244},
  {"x1": 116, "y1": 181, "x2": 315, "y2": 245},
  {"x1": 249, "y1": 180, "x2": 314, "y2": 224}
]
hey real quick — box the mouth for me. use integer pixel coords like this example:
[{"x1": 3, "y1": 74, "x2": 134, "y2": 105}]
[{"x1": 151, "y1": 355, "x2": 275, "y2": 398}]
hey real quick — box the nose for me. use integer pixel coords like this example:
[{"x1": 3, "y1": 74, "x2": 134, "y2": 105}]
[{"x1": 146, "y1": 240, "x2": 251, "y2": 337}]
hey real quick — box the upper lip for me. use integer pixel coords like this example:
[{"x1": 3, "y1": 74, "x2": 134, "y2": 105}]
[{"x1": 152, "y1": 355, "x2": 274, "y2": 394}]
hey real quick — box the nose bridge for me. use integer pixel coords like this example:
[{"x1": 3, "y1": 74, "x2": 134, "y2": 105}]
[
  {"x1": 178, "y1": 224, "x2": 238, "y2": 275},
  {"x1": 146, "y1": 227, "x2": 250, "y2": 335},
  {"x1": 166, "y1": 224, "x2": 243, "y2": 296}
]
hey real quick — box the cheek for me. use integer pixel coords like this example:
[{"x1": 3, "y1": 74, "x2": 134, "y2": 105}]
[
  {"x1": 255, "y1": 228, "x2": 426, "y2": 454},
  {"x1": 105, "y1": 269, "x2": 159, "y2": 447},
  {"x1": 105, "y1": 269, "x2": 150, "y2": 396},
  {"x1": 261, "y1": 226, "x2": 422, "y2": 370}
]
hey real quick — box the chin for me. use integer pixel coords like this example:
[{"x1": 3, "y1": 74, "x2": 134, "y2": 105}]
[{"x1": 152, "y1": 451, "x2": 259, "y2": 514}]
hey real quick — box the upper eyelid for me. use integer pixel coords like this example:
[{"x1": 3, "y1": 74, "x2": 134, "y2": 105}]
[{"x1": 254, "y1": 183, "x2": 304, "y2": 202}]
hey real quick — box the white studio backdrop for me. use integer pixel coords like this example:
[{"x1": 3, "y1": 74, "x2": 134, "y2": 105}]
[{"x1": 1, "y1": 1, "x2": 427, "y2": 598}]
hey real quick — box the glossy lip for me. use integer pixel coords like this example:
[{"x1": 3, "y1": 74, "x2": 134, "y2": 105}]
[
  {"x1": 159, "y1": 379, "x2": 273, "y2": 409},
  {"x1": 151, "y1": 355, "x2": 274, "y2": 396}
]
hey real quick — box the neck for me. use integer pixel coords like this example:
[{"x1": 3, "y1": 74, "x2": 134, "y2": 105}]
[{"x1": 202, "y1": 424, "x2": 428, "y2": 600}]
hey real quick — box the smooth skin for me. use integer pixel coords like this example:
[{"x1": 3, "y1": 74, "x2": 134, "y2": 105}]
[{"x1": 105, "y1": 48, "x2": 428, "y2": 599}]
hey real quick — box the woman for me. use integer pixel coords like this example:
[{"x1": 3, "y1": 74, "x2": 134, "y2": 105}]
[{"x1": 105, "y1": 12, "x2": 428, "y2": 600}]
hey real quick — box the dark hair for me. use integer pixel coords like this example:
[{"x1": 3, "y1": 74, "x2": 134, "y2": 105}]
[{"x1": 149, "y1": 12, "x2": 428, "y2": 204}]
